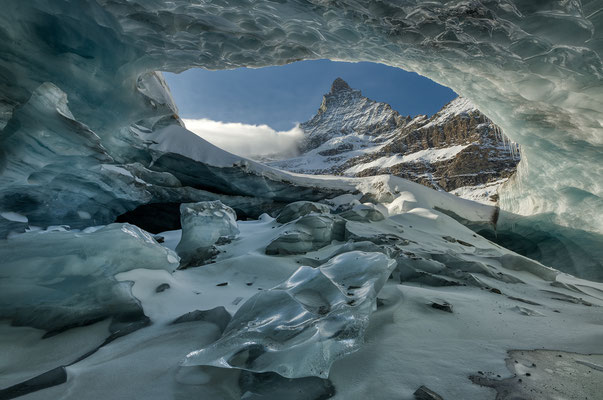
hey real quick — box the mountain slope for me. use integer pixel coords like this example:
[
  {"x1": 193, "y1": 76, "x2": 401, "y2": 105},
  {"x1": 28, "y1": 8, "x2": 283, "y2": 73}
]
[{"x1": 270, "y1": 79, "x2": 520, "y2": 204}]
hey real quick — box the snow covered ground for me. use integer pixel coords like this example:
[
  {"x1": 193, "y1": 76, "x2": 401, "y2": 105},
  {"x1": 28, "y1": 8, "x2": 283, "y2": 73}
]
[
  {"x1": 2, "y1": 174, "x2": 601, "y2": 400},
  {"x1": 1, "y1": 90, "x2": 599, "y2": 399}
]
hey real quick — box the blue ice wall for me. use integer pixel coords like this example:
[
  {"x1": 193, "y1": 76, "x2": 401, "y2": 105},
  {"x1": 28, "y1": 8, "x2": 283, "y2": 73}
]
[{"x1": 0, "y1": 0, "x2": 601, "y2": 234}]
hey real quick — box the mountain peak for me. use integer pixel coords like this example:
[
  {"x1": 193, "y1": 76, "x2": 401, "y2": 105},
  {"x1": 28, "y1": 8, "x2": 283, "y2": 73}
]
[{"x1": 330, "y1": 77, "x2": 352, "y2": 93}]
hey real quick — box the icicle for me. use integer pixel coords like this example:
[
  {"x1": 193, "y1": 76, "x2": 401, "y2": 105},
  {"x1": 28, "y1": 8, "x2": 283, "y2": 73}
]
[{"x1": 492, "y1": 124, "x2": 520, "y2": 161}]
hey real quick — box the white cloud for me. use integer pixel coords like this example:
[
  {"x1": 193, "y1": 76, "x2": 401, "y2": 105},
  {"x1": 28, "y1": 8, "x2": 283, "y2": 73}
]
[{"x1": 182, "y1": 118, "x2": 304, "y2": 160}]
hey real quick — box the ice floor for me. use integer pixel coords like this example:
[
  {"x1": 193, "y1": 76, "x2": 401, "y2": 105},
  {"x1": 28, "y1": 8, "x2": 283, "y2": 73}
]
[{"x1": 2, "y1": 193, "x2": 601, "y2": 399}]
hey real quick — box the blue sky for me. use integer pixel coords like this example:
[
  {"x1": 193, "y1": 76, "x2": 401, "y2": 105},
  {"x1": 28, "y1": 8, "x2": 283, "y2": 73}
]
[{"x1": 163, "y1": 60, "x2": 457, "y2": 131}]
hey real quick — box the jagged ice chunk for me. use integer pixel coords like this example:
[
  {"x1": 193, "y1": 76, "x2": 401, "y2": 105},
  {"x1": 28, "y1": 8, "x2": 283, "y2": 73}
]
[
  {"x1": 182, "y1": 251, "x2": 397, "y2": 378},
  {"x1": 176, "y1": 201, "x2": 239, "y2": 267},
  {"x1": 0, "y1": 224, "x2": 179, "y2": 332}
]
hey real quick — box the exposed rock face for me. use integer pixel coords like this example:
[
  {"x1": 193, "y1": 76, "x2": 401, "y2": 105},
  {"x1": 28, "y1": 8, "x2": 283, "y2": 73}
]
[
  {"x1": 272, "y1": 79, "x2": 520, "y2": 204},
  {"x1": 298, "y1": 78, "x2": 405, "y2": 154}
]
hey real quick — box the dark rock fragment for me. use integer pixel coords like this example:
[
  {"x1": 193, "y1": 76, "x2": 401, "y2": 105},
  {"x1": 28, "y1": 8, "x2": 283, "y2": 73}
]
[
  {"x1": 414, "y1": 385, "x2": 444, "y2": 400},
  {"x1": 430, "y1": 301, "x2": 453, "y2": 313},
  {"x1": 171, "y1": 306, "x2": 231, "y2": 333},
  {"x1": 155, "y1": 283, "x2": 170, "y2": 293},
  {"x1": 239, "y1": 370, "x2": 335, "y2": 400}
]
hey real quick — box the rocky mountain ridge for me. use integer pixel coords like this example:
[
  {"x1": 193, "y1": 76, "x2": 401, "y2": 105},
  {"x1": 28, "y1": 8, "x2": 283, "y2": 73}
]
[{"x1": 271, "y1": 78, "x2": 520, "y2": 204}]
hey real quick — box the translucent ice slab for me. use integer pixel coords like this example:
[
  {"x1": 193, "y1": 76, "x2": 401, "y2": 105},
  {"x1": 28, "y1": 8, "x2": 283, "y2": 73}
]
[
  {"x1": 0, "y1": 223, "x2": 179, "y2": 332},
  {"x1": 182, "y1": 251, "x2": 396, "y2": 378},
  {"x1": 266, "y1": 214, "x2": 346, "y2": 255},
  {"x1": 176, "y1": 200, "x2": 239, "y2": 268}
]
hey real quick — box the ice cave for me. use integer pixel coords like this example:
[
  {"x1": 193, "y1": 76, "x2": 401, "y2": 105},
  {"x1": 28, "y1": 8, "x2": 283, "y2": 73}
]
[{"x1": 1, "y1": 1, "x2": 602, "y2": 399}]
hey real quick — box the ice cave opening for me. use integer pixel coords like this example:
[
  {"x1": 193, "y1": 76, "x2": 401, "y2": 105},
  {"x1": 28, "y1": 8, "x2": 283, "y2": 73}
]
[
  {"x1": 118, "y1": 62, "x2": 603, "y2": 282},
  {"x1": 1, "y1": 1, "x2": 603, "y2": 399}
]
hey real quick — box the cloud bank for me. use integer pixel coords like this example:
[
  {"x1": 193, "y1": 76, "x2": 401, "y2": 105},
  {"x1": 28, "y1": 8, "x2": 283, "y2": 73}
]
[{"x1": 182, "y1": 118, "x2": 304, "y2": 160}]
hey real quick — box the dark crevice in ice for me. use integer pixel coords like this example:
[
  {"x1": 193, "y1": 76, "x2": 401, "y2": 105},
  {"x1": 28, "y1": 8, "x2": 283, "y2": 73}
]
[
  {"x1": 238, "y1": 370, "x2": 336, "y2": 400},
  {"x1": 0, "y1": 367, "x2": 67, "y2": 400},
  {"x1": 115, "y1": 200, "x2": 281, "y2": 234},
  {"x1": 0, "y1": 316, "x2": 151, "y2": 399},
  {"x1": 171, "y1": 306, "x2": 232, "y2": 334},
  {"x1": 114, "y1": 195, "x2": 289, "y2": 234},
  {"x1": 116, "y1": 202, "x2": 183, "y2": 233},
  {"x1": 435, "y1": 207, "x2": 603, "y2": 282}
]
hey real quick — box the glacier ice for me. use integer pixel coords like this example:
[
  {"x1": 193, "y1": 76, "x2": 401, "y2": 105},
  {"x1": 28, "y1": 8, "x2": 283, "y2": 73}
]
[
  {"x1": 0, "y1": 1, "x2": 602, "y2": 398},
  {"x1": 339, "y1": 203, "x2": 386, "y2": 222},
  {"x1": 0, "y1": 0, "x2": 601, "y2": 234},
  {"x1": 1, "y1": 187, "x2": 602, "y2": 399},
  {"x1": 176, "y1": 200, "x2": 239, "y2": 268},
  {"x1": 266, "y1": 214, "x2": 346, "y2": 255},
  {"x1": 182, "y1": 251, "x2": 397, "y2": 378},
  {"x1": 275, "y1": 201, "x2": 331, "y2": 224},
  {"x1": 0, "y1": 0, "x2": 600, "y2": 283},
  {"x1": 444, "y1": 207, "x2": 603, "y2": 282},
  {"x1": 0, "y1": 72, "x2": 346, "y2": 237},
  {"x1": 0, "y1": 223, "x2": 179, "y2": 332}
]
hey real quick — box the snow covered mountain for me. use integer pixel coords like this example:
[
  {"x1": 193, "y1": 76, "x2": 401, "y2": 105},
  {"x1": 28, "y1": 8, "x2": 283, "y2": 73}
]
[{"x1": 271, "y1": 78, "x2": 520, "y2": 204}]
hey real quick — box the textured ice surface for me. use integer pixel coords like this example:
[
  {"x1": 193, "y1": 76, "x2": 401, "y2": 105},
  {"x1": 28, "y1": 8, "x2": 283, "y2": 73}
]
[
  {"x1": 266, "y1": 214, "x2": 346, "y2": 255},
  {"x1": 0, "y1": 223, "x2": 179, "y2": 332},
  {"x1": 0, "y1": 0, "x2": 603, "y2": 232},
  {"x1": 1, "y1": 1, "x2": 603, "y2": 398},
  {"x1": 176, "y1": 200, "x2": 239, "y2": 268},
  {"x1": 462, "y1": 210, "x2": 603, "y2": 282},
  {"x1": 0, "y1": 71, "x2": 347, "y2": 236},
  {"x1": 182, "y1": 251, "x2": 396, "y2": 378},
  {"x1": 275, "y1": 201, "x2": 331, "y2": 224},
  {"x1": 1, "y1": 0, "x2": 602, "y2": 233}
]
